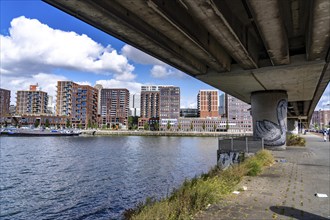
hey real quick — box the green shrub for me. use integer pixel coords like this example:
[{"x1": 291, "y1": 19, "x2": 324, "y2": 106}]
[
  {"x1": 286, "y1": 134, "x2": 306, "y2": 146},
  {"x1": 245, "y1": 159, "x2": 263, "y2": 176}
]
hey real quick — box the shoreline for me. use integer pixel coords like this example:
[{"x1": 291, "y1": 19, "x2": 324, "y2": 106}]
[{"x1": 81, "y1": 130, "x2": 252, "y2": 137}]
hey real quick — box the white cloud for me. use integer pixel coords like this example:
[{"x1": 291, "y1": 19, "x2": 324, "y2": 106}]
[
  {"x1": 121, "y1": 44, "x2": 163, "y2": 65},
  {"x1": 150, "y1": 65, "x2": 186, "y2": 79},
  {"x1": 121, "y1": 44, "x2": 187, "y2": 80},
  {"x1": 1, "y1": 73, "x2": 68, "y2": 105},
  {"x1": 74, "y1": 81, "x2": 92, "y2": 86},
  {"x1": 316, "y1": 84, "x2": 330, "y2": 110},
  {"x1": 1, "y1": 16, "x2": 136, "y2": 81},
  {"x1": 95, "y1": 79, "x2": 144, "y2": 94}
]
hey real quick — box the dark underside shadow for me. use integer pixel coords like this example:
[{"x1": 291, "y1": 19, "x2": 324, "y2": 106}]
[{"x1": 270, "y1": 206, "x2": 329, "y2": 220}]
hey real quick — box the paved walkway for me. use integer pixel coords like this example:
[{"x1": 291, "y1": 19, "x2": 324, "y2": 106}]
[{"x1": 195, "y1": 133, "x2": 330, "y2": 220}]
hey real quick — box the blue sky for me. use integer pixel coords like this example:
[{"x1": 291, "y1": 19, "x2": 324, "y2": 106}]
[{"x1": 1, "y1": 0, "x2": 329, "y2": 110}]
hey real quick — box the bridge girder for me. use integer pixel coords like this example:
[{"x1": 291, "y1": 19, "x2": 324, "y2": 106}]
[{"x1": 43, "y1": 0, "x2": 330, "y2": 124}]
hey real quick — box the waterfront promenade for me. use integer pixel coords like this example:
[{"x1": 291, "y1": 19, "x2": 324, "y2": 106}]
[{"x1": 195, "y1": 133, "x2": 330, "y2": 220}]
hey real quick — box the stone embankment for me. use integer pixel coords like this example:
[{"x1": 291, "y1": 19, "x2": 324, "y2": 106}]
[{"x1": 81, "y1": 130, "x2": 252, "y2": 137}]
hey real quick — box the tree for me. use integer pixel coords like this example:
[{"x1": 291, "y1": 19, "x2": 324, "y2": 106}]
[
  {"x1": 190, "y1": 122, "x2": 193, "y2": 131},
  {"x1": 213, "y1": 124, "x2": 217, "y2": 132},
  {"x1": 34, "y1": 120, "x2": 40, "y2": 128},
  {"x1": 88, "y1": 119, "x2": 92, "y2": 128},
  {"x1": 45, "y1": 119, "x2": 50, "y2": 128},
  {"x1": 66, "y1": 119, "x2": 71, "y2": 128},
  {"x1": 128, "y1": 116, "x2": 139, "y2": 130},
  {"x1": 144, "y1": 122, "x2": 149, "y2": 130},
  {"x1": 167, "y1": 121, "x2": 171, "y2": 130},
  {"x1": 202, "y1": 122, "x2": 206, "y2": 131},
  {"x1": 154, "y1": 122, "x2": 159, "y2": 131},
  {"x1": 178, "y1": 123, "x2": 181, "y2": 131},
  {"x1": 226, "y1": 120, "x2": 229, "y2": 131}
]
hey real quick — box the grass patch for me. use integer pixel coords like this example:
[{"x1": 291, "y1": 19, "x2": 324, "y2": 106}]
[
  {"x1": 124, "y1": 150, "x2": 274, "y2": 220},
  {"x1": 286, "y1": 134, "x2": 306, "y2": 146}
]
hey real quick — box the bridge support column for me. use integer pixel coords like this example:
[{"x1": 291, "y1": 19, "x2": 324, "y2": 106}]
[
  {"x1": 287, "y1": 119, "x2": 299, "y2": 134},
  {"x1": 251, "y1": 90, "x2": 288, "y2": 150}
]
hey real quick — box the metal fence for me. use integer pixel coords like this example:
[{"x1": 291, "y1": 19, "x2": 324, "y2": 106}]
[
  {"x1": 217, "y1": 136, "x2": 264, "y2": 170},
  {"x1": 218, "y1": 136, "x2": 264, "y2": 153}
]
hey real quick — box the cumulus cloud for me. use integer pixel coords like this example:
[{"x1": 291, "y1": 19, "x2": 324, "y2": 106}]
[
  {"x1": 1, "y1": 73, "x2": 68, "y2": 105},
  {"x1": 316, "y1": 84, "x2": 330, "y2": 110},
  {"x1": 121, "y1": 44, "x2": 187, "y2": 79},
  {"x1": 121, "y1": 44, "x2": 163, "y2": 65},
  {"x1": 150, "y1": 65, "x2": 186, "y2": 79},
  {"x1": 95, "y1": 79, "x2": 144, "y2": 95},
  {"x1": 1, "y1": 16, "x2": 136, "y2": 80},
  {"x1": 74, "y1": 81, "x2": 92, "y2": 86}
]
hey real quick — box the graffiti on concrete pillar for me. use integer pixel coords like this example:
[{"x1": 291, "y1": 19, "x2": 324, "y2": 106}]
[{"x1": 256, "y1": 99, "x2": 287, "y2": 146}]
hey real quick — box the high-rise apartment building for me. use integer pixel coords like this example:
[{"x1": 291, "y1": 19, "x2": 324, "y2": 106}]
[
  {"x1": 140, "y1": 86, "x2": 160, "y2": 118},
  {"x1": 101, "y1": 88, "x2": 129, "y2": 127},
  {"x1": 159, "y1": 86, "x2": 180, "y2": 119},
  {"x1": 311, "y1": 110, "x2": 330, "y2": 129},
  {"x1": 219, "y1": 94, "x2": 253, "y2": 132},
  {"x1": 129, "y1": 93, "x2": 141, "y2": 117},
  {"x1": 56, "y1": 81, "x2": 98, "y2": 128},
  {"x1": 16, "y1": 85, "x2": 48, "y2": 115},
  {"x1": 197, "y1": 90, "x2": 219, "y2": 118},
  {"x1": 0, "y1": 88, "x2": 11, "y2": 117}
]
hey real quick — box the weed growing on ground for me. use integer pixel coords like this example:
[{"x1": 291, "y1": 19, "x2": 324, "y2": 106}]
[
  {"x1": 286, "y1": 134, "x2": 306, "y2": 146},
  {"x1": 124, "y1": 150, "x2": 274, "y2": 220}
]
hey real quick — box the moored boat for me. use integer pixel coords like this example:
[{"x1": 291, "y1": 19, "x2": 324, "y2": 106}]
[{"x1": 0, "y1": 128, "x2": 81, "y2": 136}]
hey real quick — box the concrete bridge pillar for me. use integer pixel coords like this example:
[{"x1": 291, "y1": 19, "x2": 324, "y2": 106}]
[
  {"x1": 287, "y1": 119, "x2": 299, "y2": 134},
  {"x1": 251, "y1": 90, "x2": 288, "y2": 149}
]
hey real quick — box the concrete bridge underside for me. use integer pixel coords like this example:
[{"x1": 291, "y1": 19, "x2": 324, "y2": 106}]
[{"x1": 44, "y1": 0, "x2": 329, "y2": 126}]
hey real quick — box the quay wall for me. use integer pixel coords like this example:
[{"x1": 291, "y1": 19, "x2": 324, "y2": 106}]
[{"x1": 81, "y1": 130, "x2": 252, "y2": 137}]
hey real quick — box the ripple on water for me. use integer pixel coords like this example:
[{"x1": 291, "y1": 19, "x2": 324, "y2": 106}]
[{"x1": 0, "y1": 136, "x2": 217, "y2": 219}]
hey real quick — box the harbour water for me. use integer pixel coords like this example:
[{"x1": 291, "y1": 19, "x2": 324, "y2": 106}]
[{"x1": 0, "y1": 136, "x2": 217, "y2": 219}]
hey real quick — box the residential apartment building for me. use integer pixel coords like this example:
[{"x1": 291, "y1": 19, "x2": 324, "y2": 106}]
[
  {"x1": 0, "y1": 88, "x2": 11, "y2": 117},
  {"x1": 159, "y1": 86, "x2": 180, "y2": 119},
  {"x1": 56, "y1": 81, "x2": 98, "y2": 128},
  {"x1": 101, "y1": 88, "x2": 129, "y2": 128},
  {"x1": 16, "y1": 85, "x2": 48, "y2": 115},
  {"x1": 129, "y1": 93, "x2": 141, "y2": 117},
  {"x1": 197, "y1": 90, "x2": 219, "y2": 118},
  {"x1": 159, "y1": 118, "x2": 244, "y2": 132},
  {"x1": 220, "y1": 93, "x2": 253, "y2": 133},
  {"x1": 140, "y1": 86, "x2": 160, "y2": 118},
  {"x1": 311, "y1": 110, "x2": 330, "y2": 129}
]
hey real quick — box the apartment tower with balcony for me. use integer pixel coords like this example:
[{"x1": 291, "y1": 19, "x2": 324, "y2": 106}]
[
  {"x1": 16, "y1": 84, "x2": 48, "y2": 115},
  {"x1": 197, "y1": 90, "x2": 219, "y2": 118},
  {"x1": 140, "y1": 85, "x2": 160, "y2": 118},
  {"x1": 159, "y1": 86, "x2": 180, "y2": 119},
  {"x1": 56, "y1": 81, "x2": 98, "y2": 128},
  {"x1": 100, "y1": 88, "x2": 129, "y2": 128}
]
